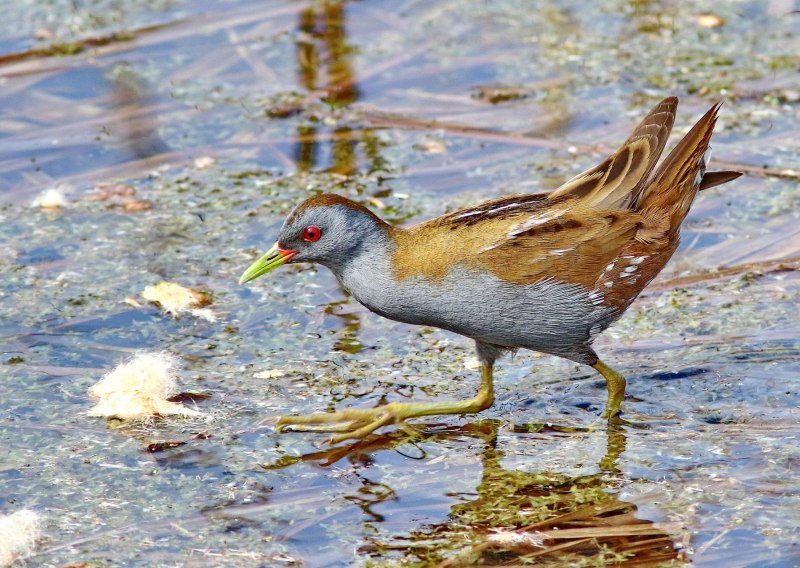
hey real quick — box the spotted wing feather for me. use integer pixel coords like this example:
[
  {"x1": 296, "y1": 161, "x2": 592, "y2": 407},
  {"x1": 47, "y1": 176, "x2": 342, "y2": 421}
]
[{"x1": 474, "y1": 201, "x2": 645, "y2": 290}]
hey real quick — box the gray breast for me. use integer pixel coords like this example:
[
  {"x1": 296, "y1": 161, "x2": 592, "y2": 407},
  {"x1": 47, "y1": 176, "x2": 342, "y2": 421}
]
[{"x1": 337, "y1": 254, "x2": 613, "y2": 363}]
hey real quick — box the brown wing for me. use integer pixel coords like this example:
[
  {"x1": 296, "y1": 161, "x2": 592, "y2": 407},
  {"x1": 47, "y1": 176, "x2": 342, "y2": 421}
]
[
  {"x1": 390, "y1": 99, "x2": 740, "y2": 317},
  {"x1": 391, "y1": 194, "x2": 559, "y2": 282},
  {"x1": 473, "y1": 201, "x2": 644, "y2": 289},
  {"x1": 548, "y1": 97, "x2": 678, "y2": 210},
  {"x1": 393, "y1": 195, "x2": 644, "y2": 289},
  {"x1": 433, "y1": 192, "x2": 552, "y2": 228}
]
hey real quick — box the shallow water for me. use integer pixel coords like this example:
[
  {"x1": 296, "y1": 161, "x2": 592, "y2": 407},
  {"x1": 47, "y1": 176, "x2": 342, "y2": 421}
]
[{"x1": 1, "y1": 0, "x2": 799, "y2": 566}]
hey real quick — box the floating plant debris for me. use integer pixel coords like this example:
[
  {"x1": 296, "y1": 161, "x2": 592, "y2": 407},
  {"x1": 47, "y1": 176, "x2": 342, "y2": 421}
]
[{"x1": 87, "y1": 352, "x2": 202, "y2": 420}]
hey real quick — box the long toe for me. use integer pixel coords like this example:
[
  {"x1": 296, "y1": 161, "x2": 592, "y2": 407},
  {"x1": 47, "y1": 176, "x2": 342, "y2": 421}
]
[
  {"x1": 277, "y1": 420, "x2": 366, "y2": 433},
  {"x1": 275, "y1": 408, "x2": 396, "y2": 442},
  {"x1": 326, "y1": 413, "x2": 394, "y2": 445},
  {"x1": 274, "y1": 404, "x2": 425, "y2": 444}
]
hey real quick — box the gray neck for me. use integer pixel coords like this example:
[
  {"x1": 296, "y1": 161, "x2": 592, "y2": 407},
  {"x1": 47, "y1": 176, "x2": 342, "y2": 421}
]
[{"x1": 326, "y1": 233, "x2": 397, "y2": 314}]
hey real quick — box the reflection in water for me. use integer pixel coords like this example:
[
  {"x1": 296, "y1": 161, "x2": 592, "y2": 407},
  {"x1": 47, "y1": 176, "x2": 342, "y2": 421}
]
[
  {"x1": 324, "y1": 300, "x2": 364, "y2": 354},
  {"x1": 294, "y1": 1, "x2": 360, "y2": 174},
  {"x1": 295, "y1": 123, "x2": 318, "y2": 173},
  {"x1": 329, "y1": 126, "x2": 357, "y2": 176},
  {"x1": 411, "y1": 422, "x2": 681, "y2": 566},
  {"x1": 344, "y1": 475, "x2": 396, "y2": 523},
  {"x1": 290, "y1": 3, "x2": 403, "y2": 351},
  {"x1": 107, "y1": 65, "x2": 170, "y2": 159},
  {"x1": 269, "y1": 422, "x2": 683, "y2": 565},
  {"x1": 626, "y1": 0, "x2": 677, "y2": 34},
  {"x1": 320, "y1": 3, "x2": 359, "y2": 106}
]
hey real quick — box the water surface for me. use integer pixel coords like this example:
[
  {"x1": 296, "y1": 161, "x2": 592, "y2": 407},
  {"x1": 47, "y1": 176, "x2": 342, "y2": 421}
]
[{"x1": 1, "y1": 1, "x2": 799, "y2": 565}]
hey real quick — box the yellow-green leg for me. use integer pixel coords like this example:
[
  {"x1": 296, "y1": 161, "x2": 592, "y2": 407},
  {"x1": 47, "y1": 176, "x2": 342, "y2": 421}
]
[
  {"x1": 592, "y1": 360, "x2": 627, "y2": 418},
  {"x1": 276, "y1": 362, "x2": 496, "y2": 445}
]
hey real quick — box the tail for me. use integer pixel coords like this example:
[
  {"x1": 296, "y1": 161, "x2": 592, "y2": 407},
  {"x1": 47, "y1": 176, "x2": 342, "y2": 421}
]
[
  {"x1": 698, "y1": 170, "x2": 742, "y2": 191},
  {"x1": 635, "y1": 102, "x2": 742, "y2": 234},
  {"x1": 548, "y1": 97, "x2": 678, "y2": 209}
]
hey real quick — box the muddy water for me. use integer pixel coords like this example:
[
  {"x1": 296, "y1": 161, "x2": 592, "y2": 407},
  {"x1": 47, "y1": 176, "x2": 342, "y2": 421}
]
[{"x1": 1, "y1": 1, "x2": 798, "y2": 566}]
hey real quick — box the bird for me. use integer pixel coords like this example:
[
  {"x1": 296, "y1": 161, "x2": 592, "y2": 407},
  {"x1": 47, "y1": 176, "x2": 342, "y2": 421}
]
[{"x1": 240, "y1": 97, "x2": 741, "y2": 444}]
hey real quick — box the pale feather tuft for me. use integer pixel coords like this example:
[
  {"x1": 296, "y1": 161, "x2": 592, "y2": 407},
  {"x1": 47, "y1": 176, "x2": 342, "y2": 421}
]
[
  {"x1": 0, "y1": 510, "x2": 42, "y2": 567},
  {"x1": 141, "y1": 282, "x2": 215, "y2": 321},
  {"x1": 88, "y1": 352, "x2": 201, "y2": 419},
  {"x1": 31, "y1": 187, "x2": 68, "y2": 209}
]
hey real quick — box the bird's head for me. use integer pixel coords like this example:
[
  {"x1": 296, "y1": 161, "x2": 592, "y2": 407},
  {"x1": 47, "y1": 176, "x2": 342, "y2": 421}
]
[{"x1": 239, "y1": 194, "x2": 390, "y2": 284}]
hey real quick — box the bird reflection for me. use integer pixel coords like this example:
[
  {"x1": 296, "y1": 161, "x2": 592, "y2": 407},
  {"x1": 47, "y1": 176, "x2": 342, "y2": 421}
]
[
  {"x1": 267, "y1": 420, "x2": 683, "y2": 565},
  {"x1": 107, "y1": 65, "x2": 170, "y2": 160}
]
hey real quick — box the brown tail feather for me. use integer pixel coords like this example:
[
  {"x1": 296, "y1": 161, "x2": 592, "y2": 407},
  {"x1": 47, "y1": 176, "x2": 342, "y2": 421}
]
[
  {"x1": 635, "y1": 102, "x2": 732, "y2": 232},
  {"x1": 699, "y1": 170, "x2": 743, "y2": 191},
  {"x1": 549, "y1": 97, "x2": 678, "y2": 209},
  {"x1": 625, "y1": 96, "x2": 679, "y2": 201}
]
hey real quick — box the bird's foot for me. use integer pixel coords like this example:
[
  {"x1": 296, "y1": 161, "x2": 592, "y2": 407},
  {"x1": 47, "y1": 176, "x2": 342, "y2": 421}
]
[
  {"x1": 587, "y1": 413, "x2": 618, "y2": 432},
  {"x1": 276, "y1": 402, "x2": 426, "y2": 445},
  {"x1": 586, "y1": 412, "x2": 648, "y2": 432},
  {"x1": 276, "y1": 390, "x2": 494, "y2": 445},
  {"x1": 600, "y1": 402, "x2": 622, "y2": 420}
]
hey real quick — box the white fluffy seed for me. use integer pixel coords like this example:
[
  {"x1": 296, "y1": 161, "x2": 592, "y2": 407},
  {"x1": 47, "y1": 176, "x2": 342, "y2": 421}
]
[
  {"x1": 87, "y1": 352, "x2": 201, "y2": 420},
  {"x1": 0, "y1": 510, "x2": 42, "y2": 566}
]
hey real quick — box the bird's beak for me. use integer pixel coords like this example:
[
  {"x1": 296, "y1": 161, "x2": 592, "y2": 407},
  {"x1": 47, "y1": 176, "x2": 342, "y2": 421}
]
[{"x1": 239, "y1": 242, "x2": 297, "y2": 284}]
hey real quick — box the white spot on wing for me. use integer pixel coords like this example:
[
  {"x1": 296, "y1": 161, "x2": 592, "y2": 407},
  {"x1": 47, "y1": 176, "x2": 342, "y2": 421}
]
[
  {"x1": 549, "y1": 248, "x2": 572, "y2": 256},
  {"x1": 457, "y1": 201, "x2": 528, "y2": 220},
  {"x1": 508, "y1": 207, "x2": 569, "y2": 237}
]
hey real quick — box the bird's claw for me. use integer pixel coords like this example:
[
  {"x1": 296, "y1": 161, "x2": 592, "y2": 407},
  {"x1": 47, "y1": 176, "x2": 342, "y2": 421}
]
[{"x1": 276, "y1": 403, "x2": 422, "y2": 445}]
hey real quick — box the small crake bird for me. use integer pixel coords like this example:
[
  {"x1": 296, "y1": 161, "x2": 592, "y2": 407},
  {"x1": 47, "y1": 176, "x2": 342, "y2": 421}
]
[{"x1": 240, "y1": 97, "x2": 741, "y2": 443}]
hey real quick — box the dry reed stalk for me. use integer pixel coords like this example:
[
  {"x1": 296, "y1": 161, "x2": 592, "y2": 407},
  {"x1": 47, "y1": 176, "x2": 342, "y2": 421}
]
[
  {"x1": 362, "y1": 110, "x2": 799, "y2": 180},
  {"x1": 0, "y1": 22, "x2": 173, "y2": 66},
  {"x1": 684, "y1": 218, "x2": 800, "y2": 267},
  {"x1": 364, "y1": 111, "x2": 586, "y2": 151}
]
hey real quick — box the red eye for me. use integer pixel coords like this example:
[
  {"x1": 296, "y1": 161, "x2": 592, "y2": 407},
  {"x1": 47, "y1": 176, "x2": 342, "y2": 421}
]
[{"x1": 302, "y1": 225, "x2": 322, "y2": 242}]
